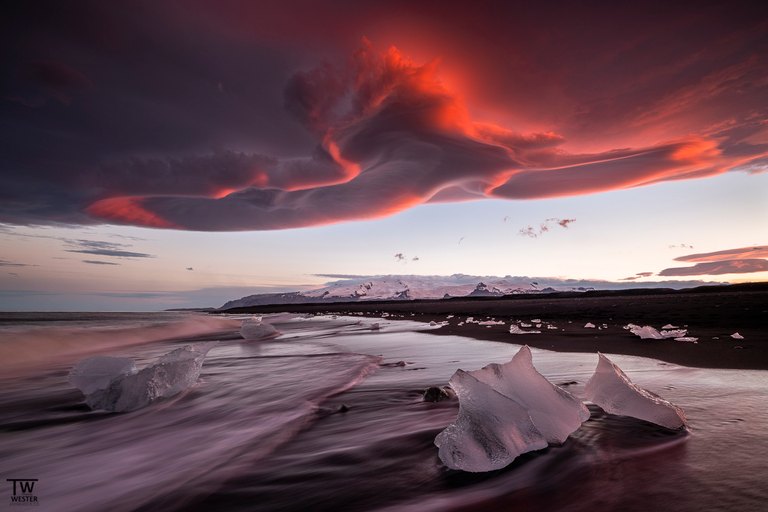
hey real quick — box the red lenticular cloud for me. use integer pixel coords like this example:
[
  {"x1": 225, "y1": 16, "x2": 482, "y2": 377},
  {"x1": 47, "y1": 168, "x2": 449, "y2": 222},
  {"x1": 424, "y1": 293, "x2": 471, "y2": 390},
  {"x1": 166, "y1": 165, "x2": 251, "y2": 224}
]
[
  {"x1": 1, "y1": 1, "x2": 766, "y2": 230},
  {"x1": 81, "y1": 43, "x2": 765, "y2": 230}
]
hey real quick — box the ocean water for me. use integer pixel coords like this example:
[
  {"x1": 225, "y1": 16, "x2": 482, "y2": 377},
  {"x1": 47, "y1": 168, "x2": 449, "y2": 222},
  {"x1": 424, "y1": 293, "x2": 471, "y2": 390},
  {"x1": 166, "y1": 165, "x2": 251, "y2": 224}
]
[{"x1": 0, "y1": 312, "x2": 766, "y2": 511}]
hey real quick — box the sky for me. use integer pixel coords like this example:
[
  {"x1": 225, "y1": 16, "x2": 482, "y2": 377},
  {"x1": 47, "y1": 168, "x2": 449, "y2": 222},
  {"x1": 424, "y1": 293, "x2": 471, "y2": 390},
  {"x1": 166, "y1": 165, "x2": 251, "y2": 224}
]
[{"x1": 1, "y1": 0, "x2": 767, "y2": 310}]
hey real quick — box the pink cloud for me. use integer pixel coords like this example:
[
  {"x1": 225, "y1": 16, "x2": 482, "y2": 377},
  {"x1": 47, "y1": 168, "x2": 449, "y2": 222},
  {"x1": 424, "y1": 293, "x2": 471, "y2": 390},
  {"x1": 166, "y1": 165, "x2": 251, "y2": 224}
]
[{"x1": 659, "y1": 259, "x2": 768, "y2": 276}]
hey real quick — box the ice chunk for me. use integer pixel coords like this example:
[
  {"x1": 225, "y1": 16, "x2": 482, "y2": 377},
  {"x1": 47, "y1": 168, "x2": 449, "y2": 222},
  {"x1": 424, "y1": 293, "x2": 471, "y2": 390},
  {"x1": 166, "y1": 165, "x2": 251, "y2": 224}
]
[
  {"x1": 477, "y1": 320, "x2": 505, "y2": 326},
  {"x1": 584, "y1": 322, "x2": 595, "y2": 328},
  {"x1": 660, "y1": 329, "x2": 688, "y2": 338},
  {"x1": 662, "y1": 324, "x2": 679, "y2": 329},
  {"x1": 434, "y1": 370, "x2": 548, "y2": 472},
  {"x1": 530, "y1": 318, "x2": 542, "y2": 324},
  {"x1": 585, "y1": 353, "x2": 687, "y2": 429},
  {"x1": 674, "y1": 337, "x2": 698, "y2": 343},
  {"x1": 240, "y1": 319, "x2": 279, "y2": 340},
  {"x1": 731, "y1": 332, "x2": 744, "y2": 339},
  {"x1": 509, "y1": 325, "x2": 540, "y2": 335},
  {"x1": 435, "y1": 346, "x2": 588, "y2": 472},
  {"x1": 68, "y1": 356, "x2": 137, "y2": 395},
  {"x1": 626, "y1": 324, "x2": 663, "y2": 339},
  {"x1": 469, "y1": 346, "x2": 590, "y2": 444},
  {"x1": 72, "y1": 342, "x2": 217, "y2": 412},
  {"x1": 370, "y1": 322, "x2": 381, "y2": 330},
  {"x1": 520, "y1": 322, "x2": 532, "y2": 327}
]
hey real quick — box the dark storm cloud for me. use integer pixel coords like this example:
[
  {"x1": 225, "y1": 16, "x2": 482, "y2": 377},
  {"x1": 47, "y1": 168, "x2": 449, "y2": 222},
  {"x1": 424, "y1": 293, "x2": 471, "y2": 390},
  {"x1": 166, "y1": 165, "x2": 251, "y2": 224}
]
[{"x1": 1, "y1": 1, "x2": 766, "y2": 231}]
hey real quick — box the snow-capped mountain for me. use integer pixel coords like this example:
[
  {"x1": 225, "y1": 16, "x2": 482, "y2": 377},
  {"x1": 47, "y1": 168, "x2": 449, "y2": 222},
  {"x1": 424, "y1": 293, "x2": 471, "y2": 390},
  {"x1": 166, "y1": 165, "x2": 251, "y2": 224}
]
[{"x1": 218, "y1": 274, "x2": 584, "y2": 309}]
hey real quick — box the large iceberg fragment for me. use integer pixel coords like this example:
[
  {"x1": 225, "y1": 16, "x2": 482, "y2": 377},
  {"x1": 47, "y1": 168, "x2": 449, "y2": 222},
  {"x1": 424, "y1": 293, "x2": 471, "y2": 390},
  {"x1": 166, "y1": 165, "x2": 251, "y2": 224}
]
[
  {"x1": 434, "y1": 370, "x2": 548, "y2": 472},
  {"x1": 435, "y1": 346, "x2": 588, "y2": 472},
  {"x1": 70, "y1": 342, "x2": 217, "y2": 412},
  {"x1": 469, "y1": 346, "x2": 590, "y2": 443},
  {"x1": 69, "y1": 356, "x2": 136, "y2": 395},
  {"x1": 239, "y1": 318, "x2": 279, "y2": 340},
  {"x1": 585, "y1": 353, "x2": 687, "y2": 429}
]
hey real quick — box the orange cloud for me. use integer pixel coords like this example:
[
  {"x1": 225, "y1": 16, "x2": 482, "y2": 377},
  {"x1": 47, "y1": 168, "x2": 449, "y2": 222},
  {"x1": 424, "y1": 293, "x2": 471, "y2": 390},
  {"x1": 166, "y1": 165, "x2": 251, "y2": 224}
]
[
  {"x1": 674, "y1": 246, "x2": 768, "y2": 263},
  {"x1": 76, "y1": 43, "x2": 765, "y2": 231}
]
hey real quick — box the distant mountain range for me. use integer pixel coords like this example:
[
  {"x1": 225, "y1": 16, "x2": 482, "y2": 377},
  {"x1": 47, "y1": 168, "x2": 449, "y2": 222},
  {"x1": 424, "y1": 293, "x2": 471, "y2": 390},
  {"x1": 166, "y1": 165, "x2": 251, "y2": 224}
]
[{"x1": 218, "y1": 274, "x2": 721, "y2": 310}]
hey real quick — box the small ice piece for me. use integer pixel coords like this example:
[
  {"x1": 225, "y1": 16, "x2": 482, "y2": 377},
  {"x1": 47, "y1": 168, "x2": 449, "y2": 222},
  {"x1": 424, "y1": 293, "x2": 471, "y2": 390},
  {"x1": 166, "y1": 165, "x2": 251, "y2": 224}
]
[
  {"x1": 509, "y1": 325, "x2": 541, "y2": 335},
  {"x1": 660, "y1": 329, "x2": 688, "y2": 339},
  {"x1": 627, "y1": 324, "x2": 663, "y2": 339},
  {"x1": 585, "y1": 353, "x2": 687, "y2": 430},
  {"x1": 477, "y1": 320, "x2": 505, "y2": 326},
  {"x1": 446, "y1": 315, "x2": 454, "y2": 319},
  {"x1": 520, "y1": 322, "x2": 532, "y2": 328},
  {"x1": 435, "y1": 346, "x2": 588, "y2": 472},
  {"x1": 662, "y1": 324, "x2": 679, "y2": 329},
  {"x1": 457, "y1": 322, "x2": 464, "y2": 326},
  {"x1": 531, "y1": 319, "x2": 542, "y2": 324},
  {"x1": 72, "y1": 342, "x2": 217, "y2": 413},
  {"x1": 731, "y1": 332, "x2": 744, "y2": 339},
  {"x1": 370, "y1": 322, "x2": 381, "y2": 330},
  {"x1": 674, "y1": 337, "x2": 698, "y2": 343},
  {"x1": 535, "y1": 324, "x2": 542, "y2": 328},
  {"x1": 434, "y1": 370, "x2": 548, "y2": 472},
  {"x1": 240, "y1": 319, "x2": 279, "y2": 340},
  {"x1": 547, "y1": 325, "x2": 558, "y2": 330},
  {"x1": 584, "y1": 322, "x2": 596, "y2": 328},
  {"x1": 465, "y1": 317, "x2": 474, "y2": 323},
  {"x1": 69, "y1": 356, "x2": 137, "y2": 395}
]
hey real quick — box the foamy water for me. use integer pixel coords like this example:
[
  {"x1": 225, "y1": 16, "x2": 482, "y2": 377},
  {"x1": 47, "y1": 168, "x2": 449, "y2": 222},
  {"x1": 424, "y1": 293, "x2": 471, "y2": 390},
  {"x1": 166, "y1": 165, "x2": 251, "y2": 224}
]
[{"x1": 0, "y1": 313, "x2": 766, "y2": 511}]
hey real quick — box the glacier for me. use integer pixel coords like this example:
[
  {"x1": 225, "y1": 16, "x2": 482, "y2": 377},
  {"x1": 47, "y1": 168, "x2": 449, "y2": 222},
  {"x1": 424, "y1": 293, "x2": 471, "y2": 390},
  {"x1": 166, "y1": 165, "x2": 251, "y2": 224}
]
[
  {"x1": 434, "y1": 346, "x2": 588, "y2": 472},
  {"x1": 585, "y1": 353, "x2": 687, "y2": 430},
  {"x1": 69, "y1": 342, "x2": 217, "y2": 413}
]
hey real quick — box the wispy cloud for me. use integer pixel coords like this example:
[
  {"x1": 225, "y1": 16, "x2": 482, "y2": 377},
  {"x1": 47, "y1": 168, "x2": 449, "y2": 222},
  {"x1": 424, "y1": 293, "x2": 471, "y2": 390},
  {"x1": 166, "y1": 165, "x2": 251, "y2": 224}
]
[
  {"x1": 63, "y1": 239, "x2": 154, "y2": 259},
  {"x1": 83, "y1": 260, "x2": 120, "y2": 266},
  {"x1": 620, "y1": 271, "x2": 654, "y2": 281},
  {"x1": 659, "y1": 259, "x2": 768, "y2": 276},
  {"x1": 658, "y1": 245, "x2": 768, "y2": 276},
  {"x1": 0, "y1": 258, "x2": 32, "y2": 267}
]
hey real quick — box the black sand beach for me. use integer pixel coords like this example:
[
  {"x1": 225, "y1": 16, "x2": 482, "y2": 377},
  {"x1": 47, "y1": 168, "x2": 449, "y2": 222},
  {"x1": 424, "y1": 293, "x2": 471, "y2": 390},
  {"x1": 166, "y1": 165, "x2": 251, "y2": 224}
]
[{"x1": 220, "y1": 283, "x2": 768, "y2": 370}]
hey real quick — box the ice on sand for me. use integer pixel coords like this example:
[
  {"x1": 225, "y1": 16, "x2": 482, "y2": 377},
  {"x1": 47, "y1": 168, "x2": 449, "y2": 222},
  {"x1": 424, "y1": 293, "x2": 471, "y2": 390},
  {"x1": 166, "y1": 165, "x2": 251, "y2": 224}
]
[
  {"x1": 434, "y1": 370, "x2": 548, "y2": 472},
  {"x1": 585, "y1": 353, "x2": 687, "y2": 430},
  {"x1": 435, "y1": 346, "x2": 588, "y2": 472},
  {"x1": 509, "y1": 325, "x2": 540, "y2": 335},
  {"x1": 70, "y1": 342, "x2": 217, "y2": 412},
  {"x1": 626, "y1": 324, "x2": 687, "y2": 339}
]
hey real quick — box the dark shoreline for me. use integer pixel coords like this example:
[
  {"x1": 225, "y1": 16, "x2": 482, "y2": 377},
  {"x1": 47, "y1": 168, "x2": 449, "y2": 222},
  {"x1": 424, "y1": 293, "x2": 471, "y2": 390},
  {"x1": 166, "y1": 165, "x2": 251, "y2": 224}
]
[{"x1": 219, "y1": 283, "x2": 768, "y2": 370}]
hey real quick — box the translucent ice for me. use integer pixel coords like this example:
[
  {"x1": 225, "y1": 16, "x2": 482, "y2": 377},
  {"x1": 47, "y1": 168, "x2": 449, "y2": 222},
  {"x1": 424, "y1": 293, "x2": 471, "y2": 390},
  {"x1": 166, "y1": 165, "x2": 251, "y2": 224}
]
[
  {"x1": 626, "y1": 324, "x2": 663, "y2": 339},
  {"x1": 585, "y1": 353, "x2": 687, "y2": 429},
  {"x1": 71, "y1": 342, "x2": 217, "y2": 412},
  {"x1": 731, "y1": 332, "x2": 744, "y2": 339},
  {"x1": 240, "y1": 318, "x2": 279, "y2": 340},
  {"x1": 434, "y1": 370, "x2": 548, "y2": 472},
  {"x1": 509, "y1": 325, "x2": 540, "y2": 335},
  {"x1": 435, "y1": 346, "x2": 588, "y2": 471},
  {"x1": 469, "y1": 346, "x2": 590, "y2": 444},
  {"x1": 68, "y1": 356, "x2": 136, "y2": 395}
]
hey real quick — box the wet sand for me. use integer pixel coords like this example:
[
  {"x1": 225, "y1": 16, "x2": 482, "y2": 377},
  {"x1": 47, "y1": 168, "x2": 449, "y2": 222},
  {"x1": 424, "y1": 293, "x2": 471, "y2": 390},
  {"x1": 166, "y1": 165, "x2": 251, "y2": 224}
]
[{"x1": 220, "y1": 284, "x2": 768, "y2": 370}]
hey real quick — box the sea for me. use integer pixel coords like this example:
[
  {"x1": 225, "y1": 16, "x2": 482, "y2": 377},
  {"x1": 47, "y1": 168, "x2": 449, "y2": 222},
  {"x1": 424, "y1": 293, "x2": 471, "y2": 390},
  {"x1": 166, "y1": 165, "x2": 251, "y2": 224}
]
[{"x1": 0, "y1": 311, "x2": 766, "y2": 512}]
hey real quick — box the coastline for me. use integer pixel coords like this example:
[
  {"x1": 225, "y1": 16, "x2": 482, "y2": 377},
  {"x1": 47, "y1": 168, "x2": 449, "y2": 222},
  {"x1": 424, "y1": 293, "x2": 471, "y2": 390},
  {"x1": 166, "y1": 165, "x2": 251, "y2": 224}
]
[{"x1": 219, "y1": 285, "x2": 768, "y2": 370}]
